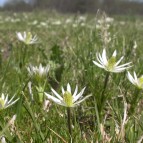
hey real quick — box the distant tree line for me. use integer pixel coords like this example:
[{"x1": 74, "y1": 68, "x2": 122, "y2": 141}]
[{"x1": 1, "y1": 0, "x2": 143, "y2": 14}]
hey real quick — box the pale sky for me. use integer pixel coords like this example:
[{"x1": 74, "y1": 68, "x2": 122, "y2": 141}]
[
  {"x1": 0, "y1": 0, "x2": 34, "y2": 7},
  {"x1": 0, "y1": 0, "x2": 9, "y2": 6}
]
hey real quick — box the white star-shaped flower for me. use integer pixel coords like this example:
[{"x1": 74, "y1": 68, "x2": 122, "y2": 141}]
[
  {"x1": 16, "y1": 31, "x2": 38, "y2": 45},
  {"x1": 44, "y1": 83, "x2": 92, "y2": 107},
  {"x1": 0, "y1": 93, "x2": 19, "y2": 110},
  {"x1": 27, "y1": 64, "x2": 50, "y2": 78},
  {"x1": 93, "y1": 49, "x2": 132, "y2": 73},
  {"x1": 127, "y1": 71, "x2": 143, "y2": 89}
]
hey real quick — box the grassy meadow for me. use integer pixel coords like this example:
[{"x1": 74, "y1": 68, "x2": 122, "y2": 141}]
[{"x1": 0, "y1": 11, "x2": 143, "y2": 142}]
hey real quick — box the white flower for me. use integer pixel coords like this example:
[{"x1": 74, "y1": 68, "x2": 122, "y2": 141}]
[
  {"x1": 105, "y1": 17, "x2": 114, "y2": 23},
  {"x1": 97, "y1": 17, "x2": 114, "y2": 25},
  {"x1": 133, "y1": 41, "x2": 137, "y2": 49},
  {"x1": 52, "y1": 20, "x2": 61, "y2": 25},
  {"x1": 127, "y1": 71, "x2": 143, "y2": 89},
  {"x1": 16, "y1": 31, "x2": 38, "y2": 45},
  {"x1": 9, "y1": 114, "x2": 17, "y2": 125},
  {"x1": 43, "y1": 99, "x2": 51, "y2": 112},
  {"x1": 44, "y1": 83, "x2": 92, "y2": 107},
  {"x1": 1, "y1": 136, "x2": 6, "y2": 143},
  {"x1": 27, "y1": 64, "x2": 50, "y2": 78},
  {"x1": 0, "y1": 94, "x2": 19, "y2": 110},
  {"x1": 65, "y1": 18, "x2": 72, "y2": 24},
  {"x1": 28, "y1": 81, "x2": 34, "y2": 101},
  {"x1": 93, "y1": 49, "x2": 132, "y2": 73}
]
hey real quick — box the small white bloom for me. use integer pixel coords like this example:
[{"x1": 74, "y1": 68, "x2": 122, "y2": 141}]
[
  {"x1": 52, "y1": 20, "x2": 61, "y2": 25},
  {"x1": 72, "y1": 24, "x2": 78, "y2": 28},
  {"x1": 78, "y1": 16, "x2": 86, "y2": 22},
  {"x1": 32, "y1": 20, "x2": 38, "y2": 25},
  {"x1": 45, "y1": 83, "x2": 92, "y2": 107},
  {"x1": 93, "y1": 49, "x2": 132, "y2": 73},
  {"x1": 65, "y1": 18, "x2": 72, "y2": 24},
  {"x1": 133, "y1": 41, "x2": 137, "y2": 49},
  {"x1": 9, "y1": 114, "x2": 17, "y2": 125},
  {"x1": 43, "y1": 99, "x2": 51, "y2": 112},
  {"x1": 79, "y1": 16, "x2": 86, "y2": 20},
  {"x1": 0, "y1": 94, "x2": 19, "y2": 110},
  {"x1": 40, "y1": 22, "x2": 47, "y2": 26},
  {"x1": 27, "y1": 64, "x2": 50, "y2": 78},
  {"x1": 127, "y1": 71, "x2": 143, "y2": 89},
  {"x1": 105, "y1": 17, "x2": 114, "y2": 23},
  {"x1": 1, "y1": 136, "x2": 6, "y2": 143},
  {"x1": 97, "y1": 17, "x2": 114, "y2": 25},
  {"x1": 28, "y1": 81, "x2": 34, "y2": 101},
  {"x1": 16, "y1": 31, "x2": 38, "y2": 45}
]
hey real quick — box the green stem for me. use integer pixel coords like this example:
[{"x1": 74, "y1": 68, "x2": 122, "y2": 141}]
[
  {"x1": 129, "y1": 88, "x2": 141, "y2": 116},
  {"x1": 22, "y1": 45, "x2": 28, "y2": 67},
  {"x1": 37, "y1": 79, "x2": 47, "y2": 103},
  {"x1": 19, "y1": 44, "x2": 28, "y2": 69},
  {"x1": 67, "y1": 107, "x2": 72, "y2": 138},
  {"x1": 100, "y1": 72, "x2": 110, "y2": 109},
  {"x1": 94, "y1": 98, "x2": 100, "y2": 132}
]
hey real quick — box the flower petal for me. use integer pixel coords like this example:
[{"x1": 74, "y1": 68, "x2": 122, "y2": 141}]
[
  {"x1": 112, "y1": 50, "x2": 117, "y2": 57},
  {"x1": 93, "y1": 61, "x2": 104, "y2": 68},
  {"x1": 51, "y1": 88, "x2": 63, "y2": 100},
  {"x1": 115, "y1": 62, "x2": 132, "y2": 68},
  {"x1": 96, "y1": 54, "x2": 104, "y2": 65},
  {"x1": 102, "y1": 49, "x2": 108, "y2": 65},
  {"x1": 97, "y1": 53, "x2": 105, "y2": 65},
  {"x1": 127, "y1": 72, "x2": 136, "y2": 85},
  {"x1": 133, "y1": 71, "x2": 138, "y2": 82},
  {"x1": 115, "y1": 56, "x2": 124, "y2": 66},
  {"x1": 67, "y1": 83, "x2": 71, "y2": 94},
  {"x1": 73, "y1": 85, "x2": 78, "y2": 98},
  {"x1": 5, "y1": 98, "x2": 19, "y2": 109},
  {"x1": 62, "y1": 87, "x2": 65, "y2": 95},
  {"x1": 7, "y1": 95, "x2": 15, "y2": 104},
  {"x1": 74, "y1": 94, "x2": 92, "y2": 106},
  {"x1": 16, "y1": 32, "x2": 24, "y2": 41},
  {"x1": 44, "y1": 92, "x2": 64, "y2": 105},
  {"x1": 73, "y1": 87, "x2": 86, "y2": 102}
]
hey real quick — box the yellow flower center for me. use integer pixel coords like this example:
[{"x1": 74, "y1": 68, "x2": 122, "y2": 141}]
[
  {"x1": 25, "y1": 32, "x2": 32, "y2": 44},
  {"x1": 63, "y1": 91, "x2": 73, "y2": 107},
  {"x1": 138, "y1": 76, "x2": 143, "y2": 89},
  {"x1": 0, "y1": 98, "x2": 5, "y2": 109},
  {"x1": 107, "y1": 57, "x2": 116, "y2": 71}
]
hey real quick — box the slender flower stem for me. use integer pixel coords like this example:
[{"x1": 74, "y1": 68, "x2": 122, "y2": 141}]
[
  {"x1": 129, "y1": 88, "x2": 141, "y2": 115},
  {"x1": 67, "y1": 107, "x2": 72, "y2": 137},
  {"x1": 100, "y1": 72, "x2": 110, "y2": 113},
  {"x1": 19, "y1": 44, "x2": 28, "y2": 69},
  {"x1": 22, "y1": 45, "x2": 27, "y2": 66},
  {"x1": 101, "y1": 72, "x2": 110, "y2": 103},
  {"x1": 94, "y1": 98, "x2": 100, "y2": 132}
]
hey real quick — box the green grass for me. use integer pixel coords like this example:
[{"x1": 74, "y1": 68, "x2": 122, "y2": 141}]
[{"x1": 0, "y1": 10, "x2": 143, "y2": 142}]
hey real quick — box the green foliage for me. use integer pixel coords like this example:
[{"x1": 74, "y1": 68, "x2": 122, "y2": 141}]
[{"x1": 0, "y1": 11, "x2": 143, "y2": 143}]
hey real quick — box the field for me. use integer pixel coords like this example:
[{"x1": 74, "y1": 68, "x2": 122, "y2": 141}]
[{"x1": 0, "y1": 10, "x2": 143, "y2": 143}]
